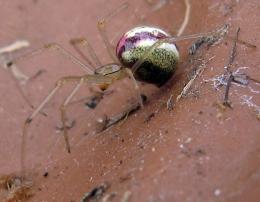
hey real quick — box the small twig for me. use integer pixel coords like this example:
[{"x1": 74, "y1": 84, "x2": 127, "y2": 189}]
[
  {"x1": 0, "y1": 40, "x2": 30, "y2": 84},
  {"x1": 248, "y1": 76, "x2": 260, "y2": 84},
  {"x1": 0, "y1": 40, "x2": 29, "y2": 54},
  {"x1": 223, "y1": 27, "x2": 240, "y2": 107},
  {"x1": 102, "y1": 192, "x2": 116, "y2": 202},
  {"x1": 227, "y1": 27, "x2": 240, "y2": 71},
  {"x1": 223, "y1": 74, "x2": 234, "y2": 107},
  {"x1": 80, "y1": 183, "x2": 109, "y2": 202},
  {"x1": 102, "y1": 102, "x2": 140, "y2": 131},
  {"x1": 176, "y1": 56, "x2": 215, "y2": 102},
  {"x1": 144, "y1": 112, "x2": 155, "y2": 123},
  {"x1": 121, "y1": 191, "x2": 132, "y2": 202},
  {"x1": 233, "y1": 38, "x2": 257, "y2": 49},
  {"x1": 99, "y1": 94, "x2": 147, "y2": 130},
  {"x1": 6, "y1": 62, "x2": 29, "y2": 84},
  {"x1": 166, "y1": 94, "x2": 174, "y2": 110}
]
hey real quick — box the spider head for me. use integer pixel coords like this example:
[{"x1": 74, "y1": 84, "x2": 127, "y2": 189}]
[
  {"x1": 95, "y1": 63, "x2": 122, "y2": 91},
  {"x1": 94, "y1": 63, "x2": 122, "y2": 76}
]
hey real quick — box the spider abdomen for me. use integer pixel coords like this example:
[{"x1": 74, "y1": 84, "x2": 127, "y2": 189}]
[{"x1": 116, "y1": 26, "x2": 179, "y2": 86}]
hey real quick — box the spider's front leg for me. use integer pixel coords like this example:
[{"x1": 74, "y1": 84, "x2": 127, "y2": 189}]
[
  {"x1": 70, "y1": 38, "x2": 102, "y2": 67},
  {"x1": 97, "y1": 2, "x2": 129, "y2": 63}
]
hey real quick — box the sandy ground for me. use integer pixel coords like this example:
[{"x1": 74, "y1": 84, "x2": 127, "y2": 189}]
[{"x1": 0, "y1": 0, "x2": 259, "y2": 201}]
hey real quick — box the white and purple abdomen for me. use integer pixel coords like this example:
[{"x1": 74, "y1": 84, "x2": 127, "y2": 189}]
[{"x1": 116, "y1": 26, "x2": 179, "y2": 86}]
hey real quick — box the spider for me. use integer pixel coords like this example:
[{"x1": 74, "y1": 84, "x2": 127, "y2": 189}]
[{"x1": 9, "y1": 0, "x2": 248, "y2": 177}]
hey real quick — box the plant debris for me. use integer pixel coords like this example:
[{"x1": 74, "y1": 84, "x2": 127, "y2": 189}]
[
  {"x1": 240, "y1": 95, "x2": 260, "y2": 119},
  {"x1": 144, "y1": 112, "x2": 155, "y2": 123},
  {"x1": 120, "y1": 191, "x2": 132, "y2": 202},
  {"x1": 97, "y1": 94, "x2": 147, "y2": 131},
  {"x1": 207, "y1": 66, "x2": 260, "y2": 93},
  {"x1": 85, "y1": 93, "x2": 104, "y2": 109},
  {"x1": 101, "y1": 192, "x2": 116, "y2": 202},
  {"x1": 0, "y1": 40, "x2": 30, "y2": 84},
  {"x1": 102, "y1": 102, "x2": 140, "y2": 131},
  {"x1": 0, "y1": 40, "x2": 29, "y2": 54},
  {"x1": 0, "y1": 174, "x2": 32, "y2": 202},
  {"x1": 222, "y1": 27, "x2": 240, "y2": 107},
  {"x1": 166, "y1": 94, "x2": 174, "y2": 110},
  {"x1": 176, "y1": 56, "x2": 215, "y2": 102},
  {"x1": 80, "y1": 183, "x2": 110, "y2": 202},
  {"x1": 204, "y1": 26, "x2": 258, "y2": 113},
  {"x1": 189, "y1": 24, "x2": 229, "y2": 55}
]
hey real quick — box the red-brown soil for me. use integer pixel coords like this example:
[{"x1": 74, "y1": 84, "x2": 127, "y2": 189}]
[{"x1": 0, "y1": 0, "x2": 259, "y2": 201}]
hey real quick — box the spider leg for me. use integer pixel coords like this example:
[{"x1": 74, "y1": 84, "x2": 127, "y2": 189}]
[
  {"x1": 58, "y1": 80, "x2": 113, "y2": 152},
  {"x1": 176, "y1": 0, "x2": 191, "y2": 36},
  {"x1": 96, "y1": 1, "x2": 143, "y2": 108},
  {"x1": 124, "y1": 68, "x2": 144, "y2": 108},
  {"x1": 3, "y1": 43, "x2": 94, "y2": 118},
  {"x1": 20, "y1": 74, "x2": 116, "y2": 176},
  {"x1": 11, "y1": 42, "x2": 93, "y2": 74},
  {"x1": 58, "y1": 68, "x2": 145, "y2": 153},
  {"x1": 146, "y1": 0, "x2": 190, "y2": 36},
  {"x1": 9, "y1": 43, "x2": 94, "y2": 117},
  {"x1": 70, "y1": 37, "x2": 102, "y2": 67},
  {"x1": 97, "y1": 2, "x2": 129, "y2": 63},
  {"x1": 59, "y1": 79, "x2": 84, "y2": 153},
  {"x1": 20, "y1": 70, "x2": 130, "y2": 177}
]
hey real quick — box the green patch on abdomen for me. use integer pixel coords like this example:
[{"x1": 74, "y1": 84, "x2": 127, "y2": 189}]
[{"x1": 123, "y1": 47, "x2": 179, "y2": 86}]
